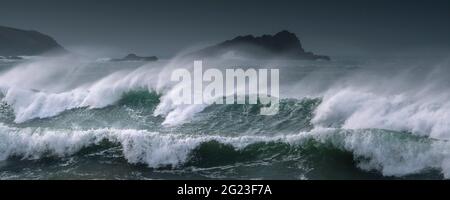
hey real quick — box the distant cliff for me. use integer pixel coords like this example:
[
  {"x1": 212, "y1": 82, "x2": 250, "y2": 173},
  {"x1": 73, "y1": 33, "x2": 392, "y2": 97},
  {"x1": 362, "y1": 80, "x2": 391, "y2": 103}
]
[
  {"x1": 190, "y1": 30, "x2": 330, "y2": 61},
  {"x1": 0, "y1": 25, "x2": 66, "y2": 56}
]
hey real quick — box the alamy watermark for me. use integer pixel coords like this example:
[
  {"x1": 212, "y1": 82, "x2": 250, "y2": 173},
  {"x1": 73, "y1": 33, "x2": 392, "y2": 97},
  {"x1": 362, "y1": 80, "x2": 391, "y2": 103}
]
[{"x1": 170, "y1": 61, "x2": 279, "y2": 115}]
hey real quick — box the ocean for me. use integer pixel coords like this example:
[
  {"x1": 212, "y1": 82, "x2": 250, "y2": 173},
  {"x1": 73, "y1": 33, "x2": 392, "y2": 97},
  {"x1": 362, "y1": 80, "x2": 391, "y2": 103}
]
[{"x1": 0, "y1": 55, "x2": 449, "y2": 180}]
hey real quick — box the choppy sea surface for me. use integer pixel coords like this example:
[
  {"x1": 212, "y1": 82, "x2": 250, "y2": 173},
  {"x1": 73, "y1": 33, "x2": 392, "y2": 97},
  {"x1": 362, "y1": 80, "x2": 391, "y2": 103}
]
[{"x1": 0, "y1": 55, "x2": 449, "y2": 179}]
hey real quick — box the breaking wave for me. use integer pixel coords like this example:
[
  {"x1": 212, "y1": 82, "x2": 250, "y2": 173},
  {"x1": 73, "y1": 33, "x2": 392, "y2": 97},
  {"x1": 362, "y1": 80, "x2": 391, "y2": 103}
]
[
  {"x1": 1, "y1": 55, "x2": 450, "y2": 179},
  {"x1": 0, "y1": 123, "x2": 449, "y2": 178}
]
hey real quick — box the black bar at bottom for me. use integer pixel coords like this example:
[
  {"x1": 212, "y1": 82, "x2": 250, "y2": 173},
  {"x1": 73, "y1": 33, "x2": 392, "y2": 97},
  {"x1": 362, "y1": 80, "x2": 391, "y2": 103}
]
[{"x1": 0, "y1": 180, "x2": 447, "y2": 199}]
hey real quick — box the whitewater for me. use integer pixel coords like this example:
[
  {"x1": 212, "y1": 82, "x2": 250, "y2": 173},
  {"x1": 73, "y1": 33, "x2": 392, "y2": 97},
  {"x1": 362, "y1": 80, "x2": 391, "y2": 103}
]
[{"x1": 0, "y1": 53, "x2": 450, "y2": 179}]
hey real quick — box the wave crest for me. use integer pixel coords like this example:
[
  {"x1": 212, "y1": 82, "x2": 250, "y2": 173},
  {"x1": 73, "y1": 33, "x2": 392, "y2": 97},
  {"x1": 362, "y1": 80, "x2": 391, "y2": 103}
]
[{"x1": 1, "y1": 123, "x2": 450, "y2": 178}]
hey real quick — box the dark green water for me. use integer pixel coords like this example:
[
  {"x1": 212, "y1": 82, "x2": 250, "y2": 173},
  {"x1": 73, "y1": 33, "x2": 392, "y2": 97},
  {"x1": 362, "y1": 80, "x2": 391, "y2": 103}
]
[
  {"x1": 1, "y1": 57, "x2": 450, "y2": 180},
  {"x1": 0, "y1": 90, "x2": 444, "y2": 180}
]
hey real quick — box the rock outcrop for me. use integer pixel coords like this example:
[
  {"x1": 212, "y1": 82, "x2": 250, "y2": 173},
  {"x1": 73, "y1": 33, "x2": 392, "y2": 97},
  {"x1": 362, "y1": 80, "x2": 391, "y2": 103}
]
[
  {"x1": 111, "y1": 53, "x2": 158, "y2": 62},
  {"x1": 190, "y1": 30, "x2": 330, "y2": 60}
]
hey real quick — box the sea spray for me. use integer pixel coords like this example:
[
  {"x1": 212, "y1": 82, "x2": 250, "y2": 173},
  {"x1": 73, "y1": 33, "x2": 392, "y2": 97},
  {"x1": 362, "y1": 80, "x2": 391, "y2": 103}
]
[{"x1": 1, "y1": 56, "x2": 450, "y2": 179}]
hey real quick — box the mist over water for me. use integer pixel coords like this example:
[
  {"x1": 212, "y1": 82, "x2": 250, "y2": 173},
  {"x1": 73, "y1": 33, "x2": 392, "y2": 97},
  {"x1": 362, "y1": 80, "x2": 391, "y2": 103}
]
[{"x1": 0, "y1": 52, "x2": 450, "y2": 179}]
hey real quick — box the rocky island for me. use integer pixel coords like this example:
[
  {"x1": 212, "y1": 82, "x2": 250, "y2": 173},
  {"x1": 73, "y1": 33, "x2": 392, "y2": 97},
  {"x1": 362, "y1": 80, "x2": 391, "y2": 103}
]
[
  {"x1": 189, "y1": 30, "x2": 330, "y2": 61},
  {"x1": 111, "y1": 53, "x2": 158, "y2": 62},
  {"x1": 0, "y1": 25, "x2": 66, "y2": 56}
]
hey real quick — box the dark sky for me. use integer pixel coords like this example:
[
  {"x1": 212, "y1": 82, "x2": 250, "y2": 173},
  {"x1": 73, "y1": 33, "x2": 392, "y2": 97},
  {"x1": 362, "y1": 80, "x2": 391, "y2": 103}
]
[{"x1": 0, "y1": 0, "x2": 449, "y2": 57}]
